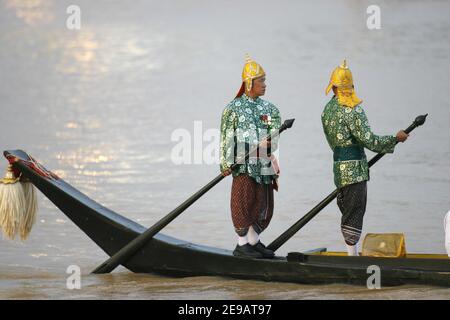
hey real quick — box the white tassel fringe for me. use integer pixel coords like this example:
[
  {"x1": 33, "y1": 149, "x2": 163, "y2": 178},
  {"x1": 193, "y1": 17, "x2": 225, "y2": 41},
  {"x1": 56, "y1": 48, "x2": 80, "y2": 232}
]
[
  {"x1": 20, "y1": 182, "x2": 38, "y2": 240},
  {"x1": 0, "y1": 182, "x2": 27, "y2": 240}
]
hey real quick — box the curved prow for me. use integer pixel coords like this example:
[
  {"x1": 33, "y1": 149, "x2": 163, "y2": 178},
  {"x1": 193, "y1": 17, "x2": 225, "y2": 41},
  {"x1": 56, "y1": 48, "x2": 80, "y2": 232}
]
[
  {"x1": 3, "y1": 149, "x2": 149, "y2": 257},
  {"x1": 3, "y1": 150, "x2": 233, "y2": 273}
]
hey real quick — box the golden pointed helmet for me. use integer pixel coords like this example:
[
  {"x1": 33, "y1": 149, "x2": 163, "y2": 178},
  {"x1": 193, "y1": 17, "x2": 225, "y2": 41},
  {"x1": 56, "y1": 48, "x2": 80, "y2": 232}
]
[
  {"x1": 325, "y1": 59, "x2": 362, "y2": 108},
  {"x1": 242, "y1": 54, "x2": 265, "y2": 92}
]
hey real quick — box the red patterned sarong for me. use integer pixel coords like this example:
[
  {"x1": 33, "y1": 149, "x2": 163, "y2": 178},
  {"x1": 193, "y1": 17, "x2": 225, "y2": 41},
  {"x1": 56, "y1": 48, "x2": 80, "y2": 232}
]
[{"x1": 230, "y1": 174, "x2": 274, "y2": 236}]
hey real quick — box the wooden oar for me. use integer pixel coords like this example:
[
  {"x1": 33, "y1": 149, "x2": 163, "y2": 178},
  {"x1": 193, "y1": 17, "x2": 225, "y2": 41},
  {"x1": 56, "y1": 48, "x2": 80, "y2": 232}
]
[
  {"x1": 92, "y1": 119, "x2": 295, "y2": 274},
  {"x1": 267, "y1": 114, "x2": 428, "y2": 252}
]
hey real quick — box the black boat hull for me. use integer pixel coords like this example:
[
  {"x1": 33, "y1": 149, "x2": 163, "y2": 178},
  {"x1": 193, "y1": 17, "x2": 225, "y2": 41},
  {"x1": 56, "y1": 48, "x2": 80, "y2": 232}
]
[{"x1": 4, "y1": 150, "x2": 450, "y2": 287}]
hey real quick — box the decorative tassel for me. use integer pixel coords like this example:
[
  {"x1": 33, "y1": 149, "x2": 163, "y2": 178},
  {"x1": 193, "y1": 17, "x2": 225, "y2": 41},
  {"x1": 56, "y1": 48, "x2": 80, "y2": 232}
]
[
  {"x1": 0, "y1": 164, "x2": 38, "y2": 240},
  {"x1": 20, "y1": 181, "x2": 38, "y2": 240},
  {"x1": 0, "y1": 165, "x2": 26, "y2": 240}
]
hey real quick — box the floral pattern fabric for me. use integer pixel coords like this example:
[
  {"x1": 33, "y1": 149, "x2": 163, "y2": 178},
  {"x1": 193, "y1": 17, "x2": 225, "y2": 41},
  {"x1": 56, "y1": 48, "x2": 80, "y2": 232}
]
[
  {"x1": 220, "y1": 94, "x2": 281, "y2": 184},
  {"x1": 321, "y1": 96, "x2": 397, "y2": 188}
]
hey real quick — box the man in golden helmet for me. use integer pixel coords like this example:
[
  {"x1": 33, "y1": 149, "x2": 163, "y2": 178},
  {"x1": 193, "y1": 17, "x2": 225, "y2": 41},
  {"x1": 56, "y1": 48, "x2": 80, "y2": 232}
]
[
  {"x1": 219, "y1": 55, "x2": 282, "y2": 259},
  {"x1": 325, "y1": 59, "x2": 362, "y2": 108},
  {"x1": 321, "y1": 59, "x2": 409, "y2": 256},
  {"x1": 235, "y1": 54, "x2": 266, "y2": 98}
]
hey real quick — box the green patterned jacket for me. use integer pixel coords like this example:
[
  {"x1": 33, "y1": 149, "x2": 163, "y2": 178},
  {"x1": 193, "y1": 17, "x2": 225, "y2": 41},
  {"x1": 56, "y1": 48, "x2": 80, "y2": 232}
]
[
  {"x1": 220, "y1": 94, "x2": 281, "y2": 184},
  {"x1": 321, "y1": 96, "x2": 397, "y2": 188}
]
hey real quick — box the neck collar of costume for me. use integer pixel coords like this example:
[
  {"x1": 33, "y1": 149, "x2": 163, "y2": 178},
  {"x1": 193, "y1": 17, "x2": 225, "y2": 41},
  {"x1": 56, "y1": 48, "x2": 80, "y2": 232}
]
[{"x1": 242, "y1": 93, "x2": 260, "y2": 103}]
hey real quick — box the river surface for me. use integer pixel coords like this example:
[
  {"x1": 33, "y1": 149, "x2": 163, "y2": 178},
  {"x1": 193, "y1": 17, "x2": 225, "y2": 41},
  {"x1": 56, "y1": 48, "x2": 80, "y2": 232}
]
[{"x1": 1, "y1": 0, "x2": 449, "y2": 299}]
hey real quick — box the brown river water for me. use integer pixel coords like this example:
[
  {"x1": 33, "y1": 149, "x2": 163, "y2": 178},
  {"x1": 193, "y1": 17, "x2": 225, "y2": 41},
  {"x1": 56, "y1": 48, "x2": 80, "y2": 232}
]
[{"x1": 1, "y1": 0, "x2": 450, "y2": 299}]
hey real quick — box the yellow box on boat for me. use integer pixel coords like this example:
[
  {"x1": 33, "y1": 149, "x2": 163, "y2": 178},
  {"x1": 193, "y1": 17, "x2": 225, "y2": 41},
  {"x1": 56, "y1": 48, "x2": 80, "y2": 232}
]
[{"x1": 362, "y1": 233, "x2": 407, "y2": 258}]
